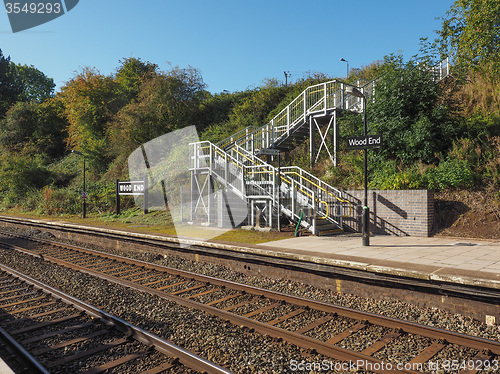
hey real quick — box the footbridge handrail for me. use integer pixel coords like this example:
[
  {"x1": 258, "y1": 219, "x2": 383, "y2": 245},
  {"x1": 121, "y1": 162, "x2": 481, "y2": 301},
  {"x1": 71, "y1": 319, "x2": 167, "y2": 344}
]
[
  {"x1": 217, "y1": 80, "x2": 365, "y2": 154},
  {"x1": 217, "y1": 57, "x2": 450, "y2": 155},
  {"x1": 190, "y1": 140, "x2": 348, "y2": 233},
  {"x1": 280, "y1": 166, "x2": 352, "y2": 217}
]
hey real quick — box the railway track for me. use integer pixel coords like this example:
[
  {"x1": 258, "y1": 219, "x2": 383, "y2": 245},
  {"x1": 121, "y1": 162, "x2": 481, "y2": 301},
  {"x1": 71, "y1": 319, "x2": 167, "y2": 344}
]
[
  {"x1": 1, "y1": 230, "x2": 499, "y2": 374},
  {"x1": 0, "y1": 262, "x2": 231, "y2": 374}
]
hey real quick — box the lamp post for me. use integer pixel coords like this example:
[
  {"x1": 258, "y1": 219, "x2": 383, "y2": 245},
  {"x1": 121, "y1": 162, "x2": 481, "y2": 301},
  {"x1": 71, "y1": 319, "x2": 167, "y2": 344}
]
[
  {"x1": 346, "y1": 86, "x2": 370, "y2": 246},
  {"x1": 340, "y1": 58, "x2": 349, "y2": 78},
  {"x1": 71, "y1": 150, "x2": 86, "y2": 218},
  {"x1": 284, "y1": 71, "x2": 290, "y2": 86}
]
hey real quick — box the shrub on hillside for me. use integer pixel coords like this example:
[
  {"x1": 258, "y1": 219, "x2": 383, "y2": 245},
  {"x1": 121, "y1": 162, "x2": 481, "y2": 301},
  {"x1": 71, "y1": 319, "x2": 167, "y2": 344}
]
[{"x1": 425, "y1": 159, "x2": 474, "y2": 190}]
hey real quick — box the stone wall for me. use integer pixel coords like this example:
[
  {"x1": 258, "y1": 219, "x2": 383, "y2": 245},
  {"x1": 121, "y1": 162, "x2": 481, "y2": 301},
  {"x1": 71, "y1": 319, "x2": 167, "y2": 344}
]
[{"x1": 343, "y1": 189, "x2": 434, "y2": 237}]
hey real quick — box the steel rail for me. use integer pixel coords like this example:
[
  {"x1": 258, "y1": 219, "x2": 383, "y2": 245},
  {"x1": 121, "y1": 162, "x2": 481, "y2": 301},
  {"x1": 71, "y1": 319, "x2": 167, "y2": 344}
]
[
  {"x1": 0, "y1": 240, "x2": 414, "y2": 374},
  {"x1": 4, "y1": 217, "x2": 498, "y2": 302},
  {"x1": 0, "y1": 262, "x2": 233, "y2": 374},
  {"x1": 2, "y1": 234, "x2": 500, "y2": 366},
  {"x1": 4, "y1": 234, "x2": 500, "y2": 355},
  {"x1": 0, "y1": 324, "x2": 50, "y2": 374}
]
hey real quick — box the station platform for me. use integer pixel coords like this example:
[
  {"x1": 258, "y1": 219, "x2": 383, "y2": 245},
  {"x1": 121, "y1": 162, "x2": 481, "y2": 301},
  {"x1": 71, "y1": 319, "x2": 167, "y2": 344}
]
[
  {"x1": 255, "y1": 234, "x2": 500, "y2": 290},
  {"x1": 0, "y1": 214, "x2": 498, "y2": 291}
]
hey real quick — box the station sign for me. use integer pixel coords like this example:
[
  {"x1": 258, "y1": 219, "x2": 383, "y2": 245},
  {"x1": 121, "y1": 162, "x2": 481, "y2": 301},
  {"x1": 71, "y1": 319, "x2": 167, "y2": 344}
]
[
  {"x1": 260, "y1": 148, "x2": 280, "y2": 155},
  {"x1": 347, "y1": 135, "x2": 383, "y2": 150},
  {"x1": 118, "y1": 181, "x2": 145, "y2": 196}
]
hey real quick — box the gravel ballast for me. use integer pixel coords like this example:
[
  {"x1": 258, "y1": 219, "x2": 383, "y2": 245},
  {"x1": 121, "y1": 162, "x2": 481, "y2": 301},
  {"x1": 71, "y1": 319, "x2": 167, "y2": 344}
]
[{"x1": 1, "y1": 227, "x2": 499, "y2": 373}]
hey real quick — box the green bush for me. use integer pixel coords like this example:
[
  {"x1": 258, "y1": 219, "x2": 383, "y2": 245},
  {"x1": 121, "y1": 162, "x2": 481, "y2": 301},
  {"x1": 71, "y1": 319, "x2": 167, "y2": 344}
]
[
  {"x1": 0, "y1": 152, "x2": 53, "y2": 203},
  {"x1": 40, "y1": 186, "x2": 80, "y2": 215},
  {"x1": 425, "y1": 159, "x2": 474, "y2": 190},
  {"x1": 368, "y1": 54, "x2": 457, "y2": 164},
  {"x1": 370, "y1": 159, "x2": 426, "y2": 190}
]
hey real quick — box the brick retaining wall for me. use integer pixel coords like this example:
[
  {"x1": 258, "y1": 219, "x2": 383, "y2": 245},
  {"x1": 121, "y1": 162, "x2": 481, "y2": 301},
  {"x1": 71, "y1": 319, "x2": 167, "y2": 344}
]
[{"x1": 343, "y1": 189, "x2": 434, "y2": 237}]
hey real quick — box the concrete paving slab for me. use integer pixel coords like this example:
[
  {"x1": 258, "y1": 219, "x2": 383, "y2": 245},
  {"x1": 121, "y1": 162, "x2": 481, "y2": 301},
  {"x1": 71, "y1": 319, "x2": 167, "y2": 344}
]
[{"x1": 258, "y1": 234, "x2": 500, "y2": 289}]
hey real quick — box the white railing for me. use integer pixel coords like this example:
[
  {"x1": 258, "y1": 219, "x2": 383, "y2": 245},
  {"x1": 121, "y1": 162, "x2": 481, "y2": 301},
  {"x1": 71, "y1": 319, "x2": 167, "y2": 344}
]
[
  {"x1": 217, "y1": 126, "x2": 255, "y2": 150},
  {"x1": 281, "y1": 166, "x2": 351, "y2": 221},
  {"x1": 190, "y1": 141, "x2": 347, "y2": 233},
  {"x1": 217, "y1": 58, "x2": 450, "y2": 155},
  {"x1": 216, "y1": 80, "x2": 372, "y2": 155},
  {"x1": 432, "y1": 57, "x2": 450, "y2": 81}
]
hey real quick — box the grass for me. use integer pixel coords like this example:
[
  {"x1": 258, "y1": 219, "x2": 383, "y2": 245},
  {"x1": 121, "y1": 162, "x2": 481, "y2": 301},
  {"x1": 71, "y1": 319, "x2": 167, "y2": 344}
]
[{"x1": 0, "y1": 207, "x2": 294, "y2": 245}]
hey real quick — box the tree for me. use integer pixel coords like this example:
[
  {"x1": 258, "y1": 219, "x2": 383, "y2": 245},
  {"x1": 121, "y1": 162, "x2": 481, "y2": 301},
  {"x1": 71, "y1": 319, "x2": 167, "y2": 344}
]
[
  {"x1": 228, "y1": 83, "x2": 290, "y2": 129},
  {"x1": 115, "y1": 57, "x2": 158, "y2": 101},
  {"x1": 10, "y1": 63, "x2": 55, "y2": 102},
  {"x1": 59, "y1": 67, "x2": 122, "y2": 172},
  {"x1": 436, "y1": 0, "x2": 500, "y2": 70},
  {"x1": 0, "y1": 98, "x2": 67, "y2": 158},
  {"x1": 108, "y1": 66, "x2": 206, "y2": 156},
  {"x1": 0, "y1": 49, "x2": 22, "y2": 118},
  {"x1": 368, "y1": 55, "x2": 456, "y2": 164}
]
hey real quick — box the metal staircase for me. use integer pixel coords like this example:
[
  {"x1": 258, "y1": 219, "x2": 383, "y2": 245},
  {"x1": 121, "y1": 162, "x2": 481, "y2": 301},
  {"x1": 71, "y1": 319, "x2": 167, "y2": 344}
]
[
  {"x1": 189, "y1": 58, "x2": 449, "y2": 235},
  {"x1": 217, "y1": 57, "x2": 449, "y2": 160},
  {"x1": 189, "y1": 141, "x2": 351, "y2": 236},
  {"x1": 217, "y1": 80, "x2": 372, "y2": 158}
]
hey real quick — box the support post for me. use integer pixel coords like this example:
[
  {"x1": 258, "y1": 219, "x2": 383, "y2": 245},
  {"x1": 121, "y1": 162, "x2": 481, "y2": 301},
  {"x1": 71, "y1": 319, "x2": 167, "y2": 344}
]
[
  {"x1": 251, "y1": 200, "x2": 255, "y2": 226},
  {"x1": 303, "y1": 91, "x2": 306, "y2": 119},
  {"x1": 143, "y1": 177, "x2": 148, "y2": 214},
  {"x1": 180, "y1": 185, "x2": 183, "y2": 222},
  {"x1": 190, "y1": 171, "x2": 195, "y2": 221},
  {"x1": 362, "y1": 96, "x2": 370, "y2": 246},
  {"x1": 323, "y1": 82, "x2": 327, "y2": 115},
  {"x1": 269, "y1": 200, "x2": 272, "y2": 228},
  {"x1": 83, "y1": 157, "x2": 86, "y2": 218},
  {"x1": 208, "y1": 175, "x2": 213, "y2": 225},
  {"x1": 333, "y1": 110, "x2": 338, "y2": 167},
  {"x1": 312, "y1": 190, "x2": 316, "y2": 235},
  {"x1": 277, "y1": 152, "x2": 281, "y2": 232},
  {"x1": 340, "y1": 83, "x2": 345, "y2": 110},
  {"x1": 116, "y1": 179, "x2": 120, "y2": 215},
  {"x1": 309, "y1": 116, "x2": 314, "y2": 168},
  {"x1": 224, "y1": 153, "x2": 228, "y2": 183}
]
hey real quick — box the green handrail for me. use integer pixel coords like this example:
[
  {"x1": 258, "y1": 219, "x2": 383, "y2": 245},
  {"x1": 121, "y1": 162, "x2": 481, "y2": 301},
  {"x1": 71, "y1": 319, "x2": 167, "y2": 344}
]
[{"x1": 294, "y1": 210, "x2": 303, "y2": 237}]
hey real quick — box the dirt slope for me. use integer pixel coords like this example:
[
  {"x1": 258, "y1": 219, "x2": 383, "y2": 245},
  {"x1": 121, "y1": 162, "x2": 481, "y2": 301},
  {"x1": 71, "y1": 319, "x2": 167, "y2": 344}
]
[{"x1": 434, "y1": 189, "x2": 500, "y2": 239}]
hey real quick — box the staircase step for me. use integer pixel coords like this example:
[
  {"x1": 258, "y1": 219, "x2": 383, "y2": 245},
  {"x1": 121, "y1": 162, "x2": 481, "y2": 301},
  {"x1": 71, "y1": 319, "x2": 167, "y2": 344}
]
[
  {"x1": 317, "y1": 227, "x2": 343, "y2": 236},
  {"x1": 315, "y1": 219, "x2": 339, "y2": 226}
]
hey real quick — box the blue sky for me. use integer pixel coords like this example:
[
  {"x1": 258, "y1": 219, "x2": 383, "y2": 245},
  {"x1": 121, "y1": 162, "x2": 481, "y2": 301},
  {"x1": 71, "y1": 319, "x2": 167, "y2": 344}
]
[{"x1": 1, "y1": 0, "x2": 453, "y2": 94}]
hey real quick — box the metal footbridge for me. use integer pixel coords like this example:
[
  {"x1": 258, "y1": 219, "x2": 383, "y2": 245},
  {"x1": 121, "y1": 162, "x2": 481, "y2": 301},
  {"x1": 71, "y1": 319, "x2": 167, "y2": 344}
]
[
  {"x1": 188, "y1": 59, "x2": 449, "y2": 235},
  {"x1": 190, "y1": 141, "x2": 350, "y2": 236}
]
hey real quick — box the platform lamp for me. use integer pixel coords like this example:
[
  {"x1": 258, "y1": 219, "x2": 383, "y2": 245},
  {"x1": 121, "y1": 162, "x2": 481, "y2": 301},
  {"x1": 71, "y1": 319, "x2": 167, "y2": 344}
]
[
  {"x1": 346, "y1": 86, "x2": 370, "y2": 246},
  {"x1": 340, "y1": 58, "x2": 349, "y2": 78},
  {"x1": 71, "y1": 150, "x2": 86, "y2": 218}
]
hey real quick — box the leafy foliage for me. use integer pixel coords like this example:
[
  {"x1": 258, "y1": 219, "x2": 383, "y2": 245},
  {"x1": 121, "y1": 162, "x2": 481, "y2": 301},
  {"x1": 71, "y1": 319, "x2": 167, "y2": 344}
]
[
  {"x1": 59, "y1": 67, "x2": 123, "y2": 173},
  {"x1": 228, "y1": 81, "x2": 290, "y2": 129},
  {"x1": 368, "y1": 54, "x2": 456, "y2": 164},
  {"x1": 0, "y1": 98, "x2": 67, "y2": 158},
  {"x1": 0, "y1": 151, "x2": 52, "y2": 204},
  {"x1": 425, "y1": 159, "x2": 474, "y2": 190},
  {"x1": 108, "y1": 66, "x2": 206, "y2": 156},
  {"x1": 10, "y1": 63, "x2": 55, "y2": 102},
  {"x1": 0, "y1": 49, "x2": 22, "y2": 118},
  {"x1": 436, "y1": 0, "x2": 500, "y2": 71},
  {"x1": 115, "y1": 57, "x2": 158, "y2": 102}
]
